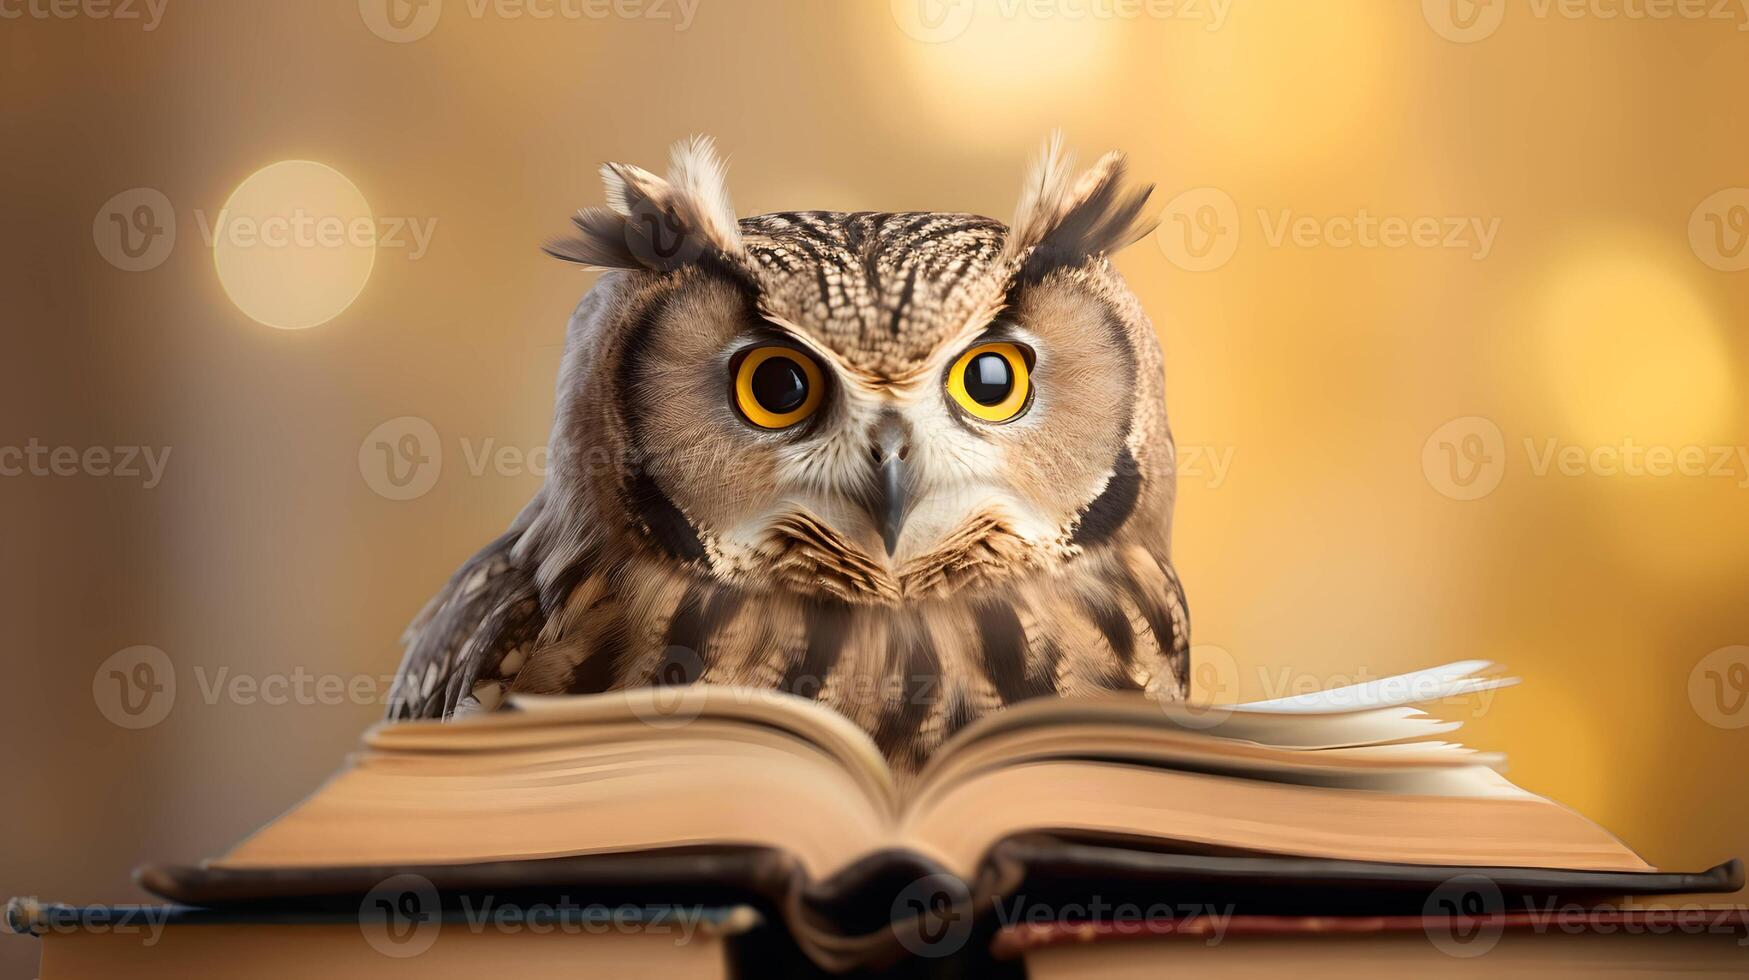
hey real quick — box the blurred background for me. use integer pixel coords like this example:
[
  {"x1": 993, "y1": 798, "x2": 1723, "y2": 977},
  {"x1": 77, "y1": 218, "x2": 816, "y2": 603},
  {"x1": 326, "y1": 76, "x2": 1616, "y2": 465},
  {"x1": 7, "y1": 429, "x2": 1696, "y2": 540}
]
[{"x1": 5, "y1": 0, "x2": 1749, "y2": 972}]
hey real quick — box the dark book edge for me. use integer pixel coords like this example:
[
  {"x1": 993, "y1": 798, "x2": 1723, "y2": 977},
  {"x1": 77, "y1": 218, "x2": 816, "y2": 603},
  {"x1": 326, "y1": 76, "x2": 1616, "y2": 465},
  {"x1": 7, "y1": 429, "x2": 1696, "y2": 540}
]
[
  {"x1": 121, "y1": 840, "x2": 1743, "y2": 972},
  {"x1": 3, "y1": 898, "x2": 757, "y2": 936},
  {"x1": 988, "y1": 909, "x2": 1749, "y2": 960},
  {"x1": 133, "y1": 845, "x2": 800, "y2": 912},
  {"x1": 987, "y1": 835, "x2": 1745, "y2": 900}
]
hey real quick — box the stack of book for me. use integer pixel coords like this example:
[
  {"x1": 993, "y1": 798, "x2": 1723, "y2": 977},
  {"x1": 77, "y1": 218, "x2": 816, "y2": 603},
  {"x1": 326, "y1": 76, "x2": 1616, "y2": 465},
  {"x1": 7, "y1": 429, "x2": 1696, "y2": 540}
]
[{"x1": 8, "y1": 663, "x2": 1742, "y2": 976}]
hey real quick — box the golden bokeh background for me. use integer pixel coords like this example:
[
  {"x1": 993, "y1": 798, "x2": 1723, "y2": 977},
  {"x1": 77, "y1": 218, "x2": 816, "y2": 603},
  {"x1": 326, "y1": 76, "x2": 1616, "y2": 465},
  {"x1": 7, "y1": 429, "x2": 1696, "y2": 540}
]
[{"x1": 5, "y1": 1, "x2": 1749, "y2": 969}]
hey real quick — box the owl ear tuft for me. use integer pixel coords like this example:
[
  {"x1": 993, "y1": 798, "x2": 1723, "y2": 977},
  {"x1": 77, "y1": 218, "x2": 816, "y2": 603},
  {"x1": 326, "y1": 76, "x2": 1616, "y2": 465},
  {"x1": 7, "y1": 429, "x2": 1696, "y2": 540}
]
[
  {"x1": 545, "y1": 135, "x2": 743, "y2": 272},
  {"x1": 1005, "y1": 132, "x2": 1156, "y2": 278}
]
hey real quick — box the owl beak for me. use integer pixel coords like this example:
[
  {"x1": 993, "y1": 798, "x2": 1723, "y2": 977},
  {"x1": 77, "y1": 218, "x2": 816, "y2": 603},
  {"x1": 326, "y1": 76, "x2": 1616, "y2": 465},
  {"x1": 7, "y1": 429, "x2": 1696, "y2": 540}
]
[{"x1": 871, "y1": 414, "x2": 912, "y2": 557}]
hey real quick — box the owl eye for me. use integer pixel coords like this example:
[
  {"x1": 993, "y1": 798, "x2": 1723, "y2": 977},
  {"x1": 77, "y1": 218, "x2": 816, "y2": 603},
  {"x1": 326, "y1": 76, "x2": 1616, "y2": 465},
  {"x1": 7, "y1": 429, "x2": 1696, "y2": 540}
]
[
  {"x1": 947, "y1": 342, "x2": 1031, "y2": 423},
  {"x1": 733, "y1": 345, "x2": 824, "y2": 429}
]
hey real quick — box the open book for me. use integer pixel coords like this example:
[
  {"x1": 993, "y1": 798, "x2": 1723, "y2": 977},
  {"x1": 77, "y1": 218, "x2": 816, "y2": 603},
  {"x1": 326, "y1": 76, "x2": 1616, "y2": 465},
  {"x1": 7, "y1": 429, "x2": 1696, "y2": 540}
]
[
  {"x1": 139, "y1": 661, "x2": 1743, "y2": 971},
  {"x1": 213, "y1": 662, "x2": 1651, "y2": 878}
]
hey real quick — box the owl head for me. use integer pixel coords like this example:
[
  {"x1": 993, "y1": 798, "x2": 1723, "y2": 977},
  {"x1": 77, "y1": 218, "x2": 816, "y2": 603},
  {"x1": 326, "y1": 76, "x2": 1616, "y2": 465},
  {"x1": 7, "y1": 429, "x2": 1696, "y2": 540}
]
[{"x1": 533, "y1": 135, "x2": 1173, "y2": 608}]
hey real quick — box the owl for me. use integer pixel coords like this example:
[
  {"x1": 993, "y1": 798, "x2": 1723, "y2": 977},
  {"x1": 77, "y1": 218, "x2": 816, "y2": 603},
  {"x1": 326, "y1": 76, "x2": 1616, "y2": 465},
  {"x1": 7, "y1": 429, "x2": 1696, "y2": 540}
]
[{"x1": 388, "y1": 135, "x2": 1189, "y2": 772}]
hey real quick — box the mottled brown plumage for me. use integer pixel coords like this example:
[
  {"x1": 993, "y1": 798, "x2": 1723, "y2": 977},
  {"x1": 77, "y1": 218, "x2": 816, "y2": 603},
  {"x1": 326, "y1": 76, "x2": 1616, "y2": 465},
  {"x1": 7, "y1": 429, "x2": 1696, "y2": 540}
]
[{"x1": 388, "y1": 135, "x2": 1189, "y2": 772}]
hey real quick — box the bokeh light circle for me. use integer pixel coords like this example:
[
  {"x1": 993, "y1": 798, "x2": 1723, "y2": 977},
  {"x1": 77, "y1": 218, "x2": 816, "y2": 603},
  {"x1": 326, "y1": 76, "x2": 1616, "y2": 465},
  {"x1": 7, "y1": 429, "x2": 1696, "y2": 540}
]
[{"x1": 212, "y1": 160, "x2": 376, "y2": 330}]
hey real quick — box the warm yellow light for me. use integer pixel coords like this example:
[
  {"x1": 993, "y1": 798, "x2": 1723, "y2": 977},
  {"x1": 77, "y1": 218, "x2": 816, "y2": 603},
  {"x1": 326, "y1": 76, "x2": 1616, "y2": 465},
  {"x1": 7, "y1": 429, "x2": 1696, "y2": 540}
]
[
  {"x1": 889, "y1": 0, "x2": 1120, "y2": 137},
  {"x1": 1162, "y1": 4, "x2": 1389, "y2": 163},
  {"x1": 1535, "y1": 238, "x2": 1734, "y2": 447},
  {"x1": 212, "y1": 160, "x2": 375, "y2": 330}
]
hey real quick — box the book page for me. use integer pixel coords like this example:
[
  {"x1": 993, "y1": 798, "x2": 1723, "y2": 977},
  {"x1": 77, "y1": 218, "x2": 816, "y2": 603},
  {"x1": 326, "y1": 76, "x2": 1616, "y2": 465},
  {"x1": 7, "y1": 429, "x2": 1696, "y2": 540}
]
[
  {"x1": 1231, "y1": 660, "x2": 1517, "y2": 714},
  {"x1": 501, "y1": 686, "x2": 899, "y2": 811}
]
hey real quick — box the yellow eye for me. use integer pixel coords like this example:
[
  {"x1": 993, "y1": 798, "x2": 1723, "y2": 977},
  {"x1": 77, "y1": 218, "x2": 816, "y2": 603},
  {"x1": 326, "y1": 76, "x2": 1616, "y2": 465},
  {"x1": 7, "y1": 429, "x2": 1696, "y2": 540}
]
[
  {"x1": 733, "y1": 345, "x2": 824, "y2": 429},
  {"x1": 946, "y1": 342, "x2": 1031, "y2": 422}
]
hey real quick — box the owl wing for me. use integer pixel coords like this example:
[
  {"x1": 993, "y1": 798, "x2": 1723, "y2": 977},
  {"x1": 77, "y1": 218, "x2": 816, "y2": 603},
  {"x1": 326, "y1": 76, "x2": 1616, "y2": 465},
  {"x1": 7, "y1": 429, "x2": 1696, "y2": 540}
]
[{"x1": 387, "y1": 511, "x2": 546, "y2": 721}]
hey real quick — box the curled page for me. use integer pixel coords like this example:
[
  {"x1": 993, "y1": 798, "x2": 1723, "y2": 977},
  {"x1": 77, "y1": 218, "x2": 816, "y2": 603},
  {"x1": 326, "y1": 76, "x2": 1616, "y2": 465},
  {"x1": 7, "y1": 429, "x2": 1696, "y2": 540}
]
[{"x1": 1230, "y1": 660, "x2": 1518, "y2": 715}]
